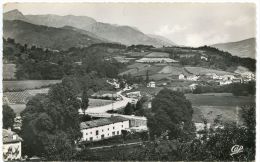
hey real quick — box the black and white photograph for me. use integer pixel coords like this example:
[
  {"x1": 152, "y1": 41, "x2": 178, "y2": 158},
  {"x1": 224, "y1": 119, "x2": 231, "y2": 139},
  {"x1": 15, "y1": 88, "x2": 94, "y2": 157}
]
[{"x1": 1, "y1": 1, "x2": 258, "y2": 161}]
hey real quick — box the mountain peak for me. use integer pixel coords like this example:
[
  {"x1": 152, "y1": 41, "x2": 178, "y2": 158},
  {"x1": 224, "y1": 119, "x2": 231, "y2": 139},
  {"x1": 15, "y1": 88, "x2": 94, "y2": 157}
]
[{"x1": 4, "y1": 9, "x2": 26, "y2": 21}]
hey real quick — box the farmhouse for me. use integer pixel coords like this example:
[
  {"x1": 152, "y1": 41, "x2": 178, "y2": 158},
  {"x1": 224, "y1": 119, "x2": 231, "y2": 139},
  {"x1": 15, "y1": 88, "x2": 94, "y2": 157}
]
[
  {"x1": 189, "y1": 83, "x2": 198, "y2": 90},
  {"x1": 158, "y1": 66, "x2": 195, "y2": 80},
  {"x1": 80, "y1": 116, "x2": 130, "y2": 142},
  {"x1": 3, "y1": 128, "x2": 23, "y2": 161},
  {"x1": 126, "y1": 91, "x2": 141, "y2": 98},
  {"x1": 206, "y1": 73, "x2": 220, "y2": 80},
  {"x1": 147, "y1": 81, "x2": 156, "y2": 88}
]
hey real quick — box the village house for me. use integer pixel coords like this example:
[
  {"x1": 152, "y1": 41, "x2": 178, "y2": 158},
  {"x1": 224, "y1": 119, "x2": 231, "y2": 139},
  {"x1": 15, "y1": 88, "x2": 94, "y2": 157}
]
[
  {"x1": 179, "y1": 73, "x2": 199, "y2": 81},
  {"x1": 147, "y1": 81, "x2": 156, "y2": 88},
  {"x1": 80, "y1": 116, "x2": 130, "y2": 142},
  {"x1": 3, "y1": 129, "x2": 23, "y2": 161},
  {"x1": 189, "y1": 83, "x2": 198, "y2": 90},
  {"x1": 206, "y1": 73, "x2": 220, "y2": 80},
  {"x1": 200, "y1": 54, "x2": 208, "y2": 61}
]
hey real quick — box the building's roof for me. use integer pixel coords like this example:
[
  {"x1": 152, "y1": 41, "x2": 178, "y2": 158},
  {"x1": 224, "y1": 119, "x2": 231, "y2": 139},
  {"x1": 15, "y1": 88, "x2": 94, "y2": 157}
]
[
  {"x1": 80, "y1": 116, "x2": 129, "y2": 129},
  {"x1": 2, "y1": 129, "x2": 23, "y2": 144}
]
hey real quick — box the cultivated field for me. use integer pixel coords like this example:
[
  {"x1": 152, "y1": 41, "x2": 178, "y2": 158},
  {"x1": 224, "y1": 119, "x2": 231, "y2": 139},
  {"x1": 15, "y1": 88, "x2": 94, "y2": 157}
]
[
  {"x1": 187, "y1": 93, "x2": 255, "y2": 124},
  {"x1": 144, "y1": 52, "x2": 169, "y2": 58},
  {"x1": 184, "y1": 66, "x2": 234, "y2": 75},
  {"x1": 185, "y1": 93, "x2": 255, "y2": 107},
  {"x1": 89, "y1": 99, "x2": 113, "y2": 108},
  {"x1": 3, "y1": 80, "x2": 62, "y2": 91}
]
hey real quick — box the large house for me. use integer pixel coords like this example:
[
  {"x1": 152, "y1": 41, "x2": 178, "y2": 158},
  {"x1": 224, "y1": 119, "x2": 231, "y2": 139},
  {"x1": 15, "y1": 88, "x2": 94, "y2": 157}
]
[
  {"x1": 80, "y1": 116, "x2": 130, "y2": 142},
  {"x1": 3, "y1": 129, "x2": 23, "y2": 161}
]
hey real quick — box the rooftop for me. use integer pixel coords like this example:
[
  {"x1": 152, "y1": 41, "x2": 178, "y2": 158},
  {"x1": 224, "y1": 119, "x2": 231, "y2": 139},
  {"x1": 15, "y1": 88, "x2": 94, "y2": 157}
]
[
  {"x1": 80, "y1": 116, "x2": 129, "y2": 129},
  {"x1": 3, "y1": 129, "x2": 23, "y2": 144}
]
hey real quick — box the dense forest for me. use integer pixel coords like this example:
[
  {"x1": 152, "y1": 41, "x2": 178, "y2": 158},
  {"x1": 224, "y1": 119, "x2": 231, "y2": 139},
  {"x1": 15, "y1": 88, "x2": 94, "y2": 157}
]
[
  {"x1": 153, "y1": 46, "x2": 256, "y2": 72},
  {"x1": 3, "y1": 38, "x2": 126, "y2": 80}
]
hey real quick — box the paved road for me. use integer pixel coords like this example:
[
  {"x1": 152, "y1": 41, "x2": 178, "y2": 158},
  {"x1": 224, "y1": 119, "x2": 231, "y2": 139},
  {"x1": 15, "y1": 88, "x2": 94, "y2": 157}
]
[{"x1": 84, "y1": 89, "x2": 132, "y2": 114}]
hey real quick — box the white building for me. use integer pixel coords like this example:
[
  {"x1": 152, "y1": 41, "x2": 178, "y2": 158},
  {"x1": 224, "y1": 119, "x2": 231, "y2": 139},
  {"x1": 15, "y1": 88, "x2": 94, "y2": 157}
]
[
  {"x1": 126, "y1": 91, "x2": 141, "y2": 98},
  {"x1": 3, "y1": 129, "x2": 23, "y2": 161},
  {"x1": 206, "y1": 73, "x2": 220, "y2": 80},
  {"x1": 200, "y1": 55, "x2": 208, "y2": 61},
  {"x1": 80, "y1": 116, "x2": 130, "y2": 142},
  {"x1": 179, "y1": 73, "x2": 199, "y2": 81},
  {"x1": 147, "y1": 81, "x2": 156, "y2": 88},
  {"x1": 189, "y1": 83, "x2": 198, "y2": 90},
  {"x1": 220, "y1": 75, "x2": 235, "y2": 81}
]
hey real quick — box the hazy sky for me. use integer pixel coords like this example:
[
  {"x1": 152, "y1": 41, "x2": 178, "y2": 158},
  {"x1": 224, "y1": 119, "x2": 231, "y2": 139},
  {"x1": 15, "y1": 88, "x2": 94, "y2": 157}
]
[{"x1": 4, "y1": 3, "x2": 256, "y2": 47}]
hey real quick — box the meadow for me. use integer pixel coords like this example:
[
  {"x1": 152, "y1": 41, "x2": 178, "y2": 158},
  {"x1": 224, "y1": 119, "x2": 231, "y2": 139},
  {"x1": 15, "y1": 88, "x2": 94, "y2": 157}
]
[
  {"x1": 3, "y1": 80, "x2": 62, "y2": 91},
  {"x1": 186, "y1": 93, "x2": 255, "y2": 123}
]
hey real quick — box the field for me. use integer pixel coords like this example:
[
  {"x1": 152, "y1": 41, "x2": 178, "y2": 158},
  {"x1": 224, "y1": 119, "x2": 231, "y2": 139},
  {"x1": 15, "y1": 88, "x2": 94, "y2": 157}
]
[
  {"x1": 89, "y1": 99, "x2": 113, "y2": 108},
  {"x1": 185, "y1": 93, "x2": 255, "y2": 107},
  {"x1": 124, "y1": 52, "x2": 150, "y2": 58},
  {"x1": 186, "y1": 93, "x2": 255, "y2": 123},
  {"x1": 3, "y1": 80, "x2": 62, "y2": 91},
  {"x1": 184, "y1": 66, "x2": 234, "y2": 75},
  {"x1": 144, "y1": 52, "x2": 169, "y2": 58}
]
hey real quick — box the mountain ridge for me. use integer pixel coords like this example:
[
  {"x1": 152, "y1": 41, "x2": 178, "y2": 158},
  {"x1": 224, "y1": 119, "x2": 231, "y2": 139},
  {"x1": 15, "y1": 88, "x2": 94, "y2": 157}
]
[
  {"x1": 4, "y1": 9, "x2": 176, "y2": 47},
  {"x1": 3, "y1": 20, "x2": 105, "y2": 50},
  {"x1": 211, "y1": 38, "x2": 256, "y2": 59}
]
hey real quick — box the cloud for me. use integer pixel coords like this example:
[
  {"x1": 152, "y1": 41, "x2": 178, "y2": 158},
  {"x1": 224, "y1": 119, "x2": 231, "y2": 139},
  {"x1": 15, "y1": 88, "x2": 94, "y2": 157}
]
[
  {"x1": 224, "y1": 16, "x2": 252, "y2": 27},
  {"x1": 185, "y1": 31, "x2": 230, "y2": 47},
  {"x1": 155, "y1": 25, "x2": 187, "y2": 36}
]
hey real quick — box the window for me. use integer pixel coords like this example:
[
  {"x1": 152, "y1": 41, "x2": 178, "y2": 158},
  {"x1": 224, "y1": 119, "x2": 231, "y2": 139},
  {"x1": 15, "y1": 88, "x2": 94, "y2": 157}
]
[
  {"x1": 122, "y1": 125, "x2": 123, "y2": 128},
  {"x1": 117, "y1": 131, "x2": 119, "y2": 135},
  {"x1": 102, "y1": 129, "x2": 104, "y2": 132},
  {"x1": 90, "y1": 132, "x2": 92, "y2": 134},
  {"x1": 101, "y1": 135, "x2": 105, "y2": 139},
  {"x1": 86, "y1": 132, "x2": 88, "y2": 136},
  {"x1": 112, "y1": 132, "x2": 115, "y2": 136},
  {"x1": 113, "y1": 126, "x2": 115, "y2": 130},
  {"x1": 96, "y1": 130, "x2": 99, "y2": 135},
  {"x1": 108, "y1": 128, "x2": 109, "y2": 131},
  {"x1": 90, "y1": 137, "x2": 93, "y2": 141}
]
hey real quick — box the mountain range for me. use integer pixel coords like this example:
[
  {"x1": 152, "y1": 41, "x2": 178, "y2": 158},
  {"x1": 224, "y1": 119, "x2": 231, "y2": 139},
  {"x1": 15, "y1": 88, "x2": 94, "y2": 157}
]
[
  {"x1": 3, "y1": 9, "x2": 176, "y2": 49},
  {"x1": 211, "y1": 38, "x2": 256, "y2": 59}
]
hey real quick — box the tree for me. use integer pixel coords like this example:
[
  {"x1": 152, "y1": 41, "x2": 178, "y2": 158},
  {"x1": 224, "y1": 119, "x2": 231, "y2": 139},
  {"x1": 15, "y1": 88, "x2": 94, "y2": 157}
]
[
  {"x1": 81, "y1": 87, "x2": 89, "y2": 115},
  {"x1": 147, "y1": 88, "x2": 194, "y2": 140},
  {"x1": 124, "y1": 103, "x2": 134, "y2": 115},
  {"x1": 178, "y1": 104, "x2": 256, "y2": 161},
  {"x1": 3, "y1": 105, "x2": 16, "y2": 129},
  {"x1": 145, "y1": 70, "x2": 149, "y2": 84},
  {"x1": 21, "y1": 78, "x2": 82, "y2": 160}
]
